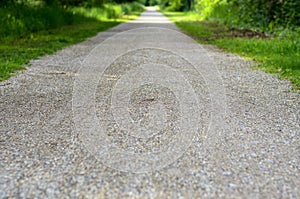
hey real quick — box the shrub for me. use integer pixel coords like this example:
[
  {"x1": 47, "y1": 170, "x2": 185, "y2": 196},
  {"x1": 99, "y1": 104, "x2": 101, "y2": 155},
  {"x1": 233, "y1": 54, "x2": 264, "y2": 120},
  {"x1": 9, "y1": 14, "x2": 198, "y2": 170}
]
[
  {"x1": 0, "y1": 2, "x2": 74, "y2": 38},
  {"x1": 194, "y1": 0, "x2": 300, "y2": 32},
  {"x1": 0, "y1": 1, "x2": 145, "y2": 38}
]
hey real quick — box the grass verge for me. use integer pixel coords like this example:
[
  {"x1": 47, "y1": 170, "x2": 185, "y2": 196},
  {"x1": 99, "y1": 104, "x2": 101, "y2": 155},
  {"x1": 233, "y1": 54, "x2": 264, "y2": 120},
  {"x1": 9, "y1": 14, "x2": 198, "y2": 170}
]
[
  {"x1": 163, "y1": 12, "x2": 300, "y2": 91},
  {"x1": 0, "y1": 3, "x2": 144, "y2": 81}
]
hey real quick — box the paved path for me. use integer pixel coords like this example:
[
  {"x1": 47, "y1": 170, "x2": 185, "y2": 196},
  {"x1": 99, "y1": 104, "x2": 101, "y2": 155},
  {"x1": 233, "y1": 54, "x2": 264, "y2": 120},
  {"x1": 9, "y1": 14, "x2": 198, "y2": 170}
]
[{"x1": 1, "y1": 7, "x2": 299, "y2": 198}]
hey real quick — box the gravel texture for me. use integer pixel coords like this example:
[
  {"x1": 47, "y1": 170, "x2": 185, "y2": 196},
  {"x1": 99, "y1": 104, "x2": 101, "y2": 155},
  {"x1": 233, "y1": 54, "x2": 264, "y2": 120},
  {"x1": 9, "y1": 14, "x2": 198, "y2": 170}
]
[{"x1": 0, "y1": 7, "x2": 299, "y2": 198}]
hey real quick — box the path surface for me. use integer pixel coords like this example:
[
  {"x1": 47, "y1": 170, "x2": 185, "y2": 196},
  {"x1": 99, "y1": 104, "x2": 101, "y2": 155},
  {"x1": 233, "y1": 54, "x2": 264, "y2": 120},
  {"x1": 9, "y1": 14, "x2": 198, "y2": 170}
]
[{"x1": 1, "y1": 7, "x2": 299, "y2": 198}]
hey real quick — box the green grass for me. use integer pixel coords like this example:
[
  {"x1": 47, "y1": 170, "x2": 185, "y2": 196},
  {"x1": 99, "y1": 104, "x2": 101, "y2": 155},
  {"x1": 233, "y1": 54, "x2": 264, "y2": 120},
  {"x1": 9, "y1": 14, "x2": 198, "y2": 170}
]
[
  {"x1": 164, "y1": 12, "x2": 300, "y2": 91},
  {"x1": 0, "y1": 21, "x2": 120, "y2": 80},
  {"x1": 0, "y1": 3, "x2": 144, "y2": 81}
]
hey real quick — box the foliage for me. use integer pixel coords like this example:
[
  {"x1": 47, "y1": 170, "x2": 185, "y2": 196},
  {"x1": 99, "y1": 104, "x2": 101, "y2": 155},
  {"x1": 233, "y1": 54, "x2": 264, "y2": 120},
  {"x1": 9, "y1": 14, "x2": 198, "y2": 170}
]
[
  {"x1": 160, "y1": 0, "x2": 300, "y2": 32},
  {"x1": 157, "y1": 0, "x2": 191, "y2": 11},
  {"x1": 0, "y1": 1, "x2": 144, "y2": 38},
  {"x1": 226, "y1": 0, "x2": 300, "y2": 31},
  {"x1": 72, "y1": 2, "x2": 144, "y2": 18},
  {"x1": 0, "y1": 1, "x2": 144, "y2": 80},
  {"x1": 162, "y1": 1, "x2": 300, "y2": 90},
  {"x1": 164, "y1": 12, "x2": 300, "y2": 91},
  {"x1": 0, "y1": 3, "x2": 74, "y2": 38}
]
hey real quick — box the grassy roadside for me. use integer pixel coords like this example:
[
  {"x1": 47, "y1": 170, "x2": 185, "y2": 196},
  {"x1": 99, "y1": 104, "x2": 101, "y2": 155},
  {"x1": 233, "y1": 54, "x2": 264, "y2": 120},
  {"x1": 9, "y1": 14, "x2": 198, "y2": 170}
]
[
  {"x1": 163, "y1": 12, "x2": 300, "y2": 91},
  {"x1": 0, "y1": 3, "x2": 144, "y2": 81}
]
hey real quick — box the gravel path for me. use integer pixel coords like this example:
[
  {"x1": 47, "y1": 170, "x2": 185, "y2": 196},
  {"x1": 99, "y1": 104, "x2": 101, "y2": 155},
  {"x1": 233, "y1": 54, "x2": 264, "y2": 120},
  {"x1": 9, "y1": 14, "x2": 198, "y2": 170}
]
[{"x1": 1, "y1": 7, "x2": 299, "y2": 198}]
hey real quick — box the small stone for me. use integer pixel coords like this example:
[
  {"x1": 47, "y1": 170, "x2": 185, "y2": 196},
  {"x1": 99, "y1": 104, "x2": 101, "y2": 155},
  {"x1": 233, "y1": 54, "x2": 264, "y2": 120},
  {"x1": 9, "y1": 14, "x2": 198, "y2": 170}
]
[
  {"x1": 222, "y1": 171, "x2": 232, "y2": 176},
  {"x1": 229, "y1": 183, "x2": 238, "y2": 188}
]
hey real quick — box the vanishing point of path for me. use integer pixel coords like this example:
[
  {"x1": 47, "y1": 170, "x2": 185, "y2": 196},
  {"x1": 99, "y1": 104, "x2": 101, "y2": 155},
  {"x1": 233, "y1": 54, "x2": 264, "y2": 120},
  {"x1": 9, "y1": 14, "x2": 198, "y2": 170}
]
[{"x1": 1, "y1": 7, "x2": 299, "y2": 198}]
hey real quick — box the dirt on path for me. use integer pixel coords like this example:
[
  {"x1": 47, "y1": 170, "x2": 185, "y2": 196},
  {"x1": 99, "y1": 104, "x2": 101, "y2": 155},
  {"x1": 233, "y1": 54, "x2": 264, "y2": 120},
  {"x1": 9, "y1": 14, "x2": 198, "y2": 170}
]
[{"x1": 1, "y1": 7, "x2": 299, "y2": 198}]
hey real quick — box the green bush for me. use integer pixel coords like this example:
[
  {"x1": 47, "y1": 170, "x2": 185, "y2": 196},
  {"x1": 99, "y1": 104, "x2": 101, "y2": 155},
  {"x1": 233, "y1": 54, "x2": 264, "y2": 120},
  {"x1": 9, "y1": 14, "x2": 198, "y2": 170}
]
[
  {"x1": 163, "y1": 0, "x2": 300, "y2": 32},
  {"x1": 121, "y1": 3, "x2": 132, "y2": 14},
  {"x1": 121, "y1": 2, "x2": 145, "y2": 15},
  {"x1": 0, "y1": 1, "x2": 145, "y2": 38},
  {"x1": 0, "y1": 3, "x2": 74, "y2": 38},
  {"x1": 105, "y1": 4, "x2": 123, "y2": 18},
  {"x1": 159, "y1": 0, "x2": 184, "y2": 11},
  {"x1": 127, "y1": 1, "x2": 145, "y2": 12},
  {"x1": 194, "y1": 0, "x2": 300, "y2": 32}
]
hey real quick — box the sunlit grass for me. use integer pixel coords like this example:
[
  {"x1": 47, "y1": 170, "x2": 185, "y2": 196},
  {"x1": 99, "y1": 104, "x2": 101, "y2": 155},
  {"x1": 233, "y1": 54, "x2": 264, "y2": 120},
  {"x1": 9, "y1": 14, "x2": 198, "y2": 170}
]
[
  {"x1": 0, "y1": 21, "x2": 120, "y2": 80},
  {"x1": 71, "y1": 3, "x2": 144, "y2": 22},
  {"x1": 216, "y1": 38, "x2": 300, "y2": 89},
  {"x1": 0, "y1": 3, "x2": 145, "y2": 81},
  {"x1": 164, "y1": 12, "x2": 300, "y2": 91}
]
